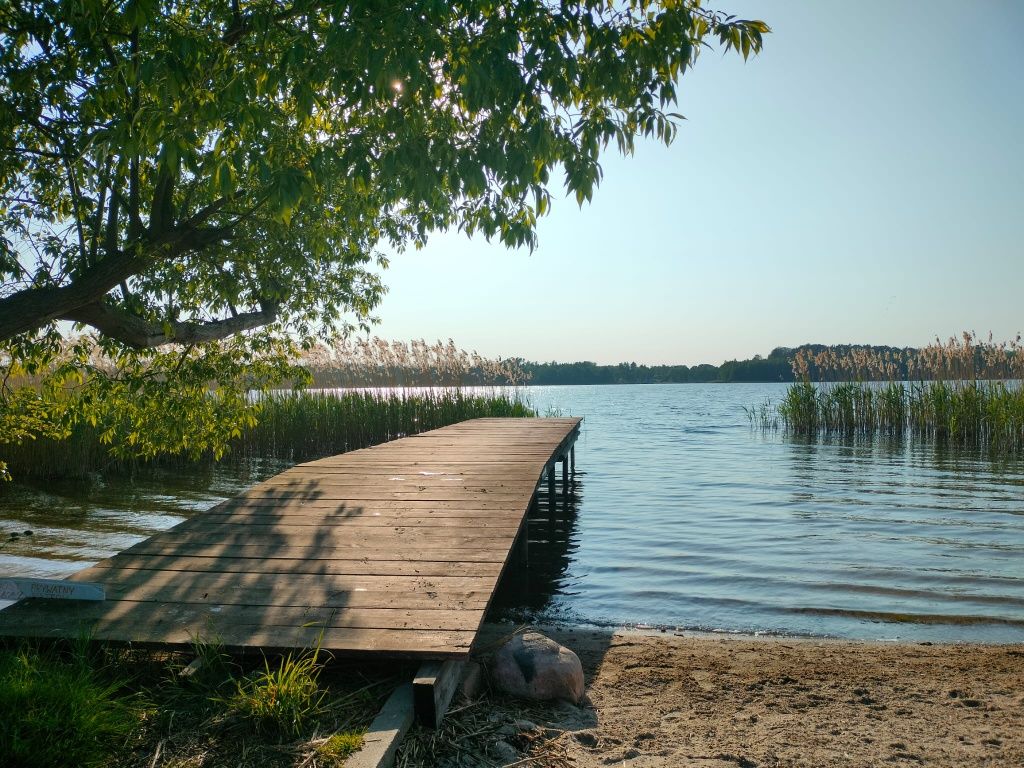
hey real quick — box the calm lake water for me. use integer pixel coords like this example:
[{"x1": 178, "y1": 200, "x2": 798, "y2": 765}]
[{"x1": 2, "y1": 383, "x2": 1023, "y2": 642}]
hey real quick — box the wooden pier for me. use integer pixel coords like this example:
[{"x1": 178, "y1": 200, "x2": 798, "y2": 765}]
[{"x1": 0, "y1": 417, "x2": 581, "y2": 660}]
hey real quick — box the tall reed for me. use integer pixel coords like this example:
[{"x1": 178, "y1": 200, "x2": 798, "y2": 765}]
[
  {"x1": 1, "y1": 388, "x2": 533, "y2": 479},
  {"x1": 302, "y1": 337, "x2": 530, "y2": 387},
  {"x1": 1, "y1": 336, "x2": 534, "y2": 479},
  {"x1": 773, "y1": 333, "x2": 1024, "y2": 452},
  {"x1": 232, "y1": 388, "x2": 533, "y2": 462}
]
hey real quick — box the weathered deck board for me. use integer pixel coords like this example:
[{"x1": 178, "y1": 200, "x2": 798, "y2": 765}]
[{"x1": 0, "y1": 417, "x2": 580, "y2": 658}]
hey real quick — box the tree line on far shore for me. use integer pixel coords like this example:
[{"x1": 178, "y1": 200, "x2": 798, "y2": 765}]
[
  {"x1": 511, "y1": 340, "x2": 1019, "y2": 386},
  {"x1": 516, "y1": 348, "x2": 797, "y2": 385}
]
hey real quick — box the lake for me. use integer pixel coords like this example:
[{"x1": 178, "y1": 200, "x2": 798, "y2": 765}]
[{"x1": 2, "y1": 383, "x2": 1023, "y2": 641}]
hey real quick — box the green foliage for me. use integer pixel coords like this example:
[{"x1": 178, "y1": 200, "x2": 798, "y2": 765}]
[
  {"x1": 1, "y1": 333, "x2": 307, "y2": 478},
  {"x1": 223, "y1": 648, "x2": 326, "y2": 737},
  {"x1": 0, "y1": 645, "x2": 143, "y2": 768},
  {"x1": 0, "y1": 1, "x2": 767, "y2": 465}
]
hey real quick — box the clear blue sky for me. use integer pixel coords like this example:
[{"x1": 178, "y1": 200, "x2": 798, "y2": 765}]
[{"x1": 371, "y1": 0, "x2": 1024, "y2": 366}]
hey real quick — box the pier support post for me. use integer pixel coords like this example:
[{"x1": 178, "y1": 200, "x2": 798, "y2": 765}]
[
  {"x1": 413, "y1": 661, "x2": 465, "y2": 729},
  {"x1": 547, "y1": 463, "x2": 557, "y2": 517},
  {"x1": 515, "y1": 519, "x2": 529, "y2": 568}
]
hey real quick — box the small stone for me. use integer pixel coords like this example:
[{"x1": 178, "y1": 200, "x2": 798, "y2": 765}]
[
  {"x1": 491, "y1": 739, "x2": 520, "y2": 765},
  {"x1": 491, "y1": 631, "x2": 585, "y2": 704},
  {"x1": 574, "y1": 731, "x2": 599, "y2": 748},
  {"x1": 22, "y1": 530, "x2": 32, "y2": 536},
  {"x1": 513, "y1": 718, "x2": 538, "y2": 733}
]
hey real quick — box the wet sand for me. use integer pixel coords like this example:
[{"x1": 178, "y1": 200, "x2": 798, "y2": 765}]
[{"x1": 468, "y1": 624, "x2": 1024, "y2": 767}]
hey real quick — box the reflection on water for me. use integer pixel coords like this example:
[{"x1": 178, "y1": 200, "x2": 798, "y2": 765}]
[
  {"x1": 2, "y1": 383, "x2": 1024, "y2": 641},
  {"x1": 491, "y1": 475, "x2": 583, "y2": 617},
  {"x1": 0, "y1": 460, "x2": 287, "y2": 591}
]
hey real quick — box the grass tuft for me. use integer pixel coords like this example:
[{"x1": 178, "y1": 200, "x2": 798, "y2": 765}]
[
  {"x1": 222, "y1": 647, "x2": 327, "y2": 737},
  {"x1": 0, "y1": 644, "x2": 144, "y2": 768},
  {"x1": 315, "y1": 731, "x2": 365, "y2": 763}
]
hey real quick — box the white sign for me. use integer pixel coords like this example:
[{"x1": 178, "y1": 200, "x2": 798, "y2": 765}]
[{"x1": 0, "y1": 578, "x2": 105, "y2": 602}]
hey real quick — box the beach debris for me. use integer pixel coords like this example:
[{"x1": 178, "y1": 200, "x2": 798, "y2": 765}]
[{"x1": 491, "y1": 631, "x2": 585, "y2": 704}]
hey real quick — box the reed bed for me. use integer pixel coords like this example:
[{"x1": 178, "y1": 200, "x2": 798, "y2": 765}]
[
  {"x1": 761, "y1": 333, "x2": 1024, "y2": 452},
  {"x1": 1, "y1": 337, "x2": 534, "y2": 479},
  {"x1": 1, "y1": 387, "x2": 533, "y2": 479},
  {"x1": 232, "y1": 388, "x2": 533, "y2": 462}
]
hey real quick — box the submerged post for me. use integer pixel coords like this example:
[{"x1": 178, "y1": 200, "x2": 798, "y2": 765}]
[{"x1": 547, "y1": 462, "x2": 556, "y2": 516}]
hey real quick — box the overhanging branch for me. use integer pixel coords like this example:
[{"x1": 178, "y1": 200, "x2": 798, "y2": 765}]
[
  {"x1": 64, "y1": 299, "x2": 279, "y2": 348},
  {"x1": 0, "y1": 224, "x2": 233, "y2": 343}
]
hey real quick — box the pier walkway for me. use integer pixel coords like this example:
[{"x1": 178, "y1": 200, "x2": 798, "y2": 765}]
[{"x1": 0, "y1": 417, "x2": 581, "y2": 660}]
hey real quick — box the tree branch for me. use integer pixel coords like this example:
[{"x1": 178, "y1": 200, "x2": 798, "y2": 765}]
[
  {"x1": 0, "y1": 224, "x2": 234, "y2": 342},
  {"x1": 64, "y1": 299, "x2": 279, "y2": 348}
]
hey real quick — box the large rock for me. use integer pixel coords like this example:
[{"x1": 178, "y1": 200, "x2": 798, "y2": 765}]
[{"x1": 491, "y1": 631, "x2": 585, "y2": 703}]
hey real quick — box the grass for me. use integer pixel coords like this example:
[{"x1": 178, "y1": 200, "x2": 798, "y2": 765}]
[
  {"x1": 222, "y1": 646, "x2": 327, "y2": 736},
  {"x1": 0, "y1": 644, "x2": 143, "y2": 768},
  {"x1": 0, "y1": 639, "x2": 400, "y2": 768},
  {"x1": 315, "y1": 732, "x2": 364, "y2": 763}
]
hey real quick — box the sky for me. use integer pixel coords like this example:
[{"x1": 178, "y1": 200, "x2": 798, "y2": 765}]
[{"x1": 370, "y1": 0, "x2": 1024, "y2": 366}]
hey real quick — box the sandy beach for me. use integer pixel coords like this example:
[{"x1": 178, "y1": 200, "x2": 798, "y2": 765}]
[{"x1": 419, "y1": 624, "x2": 1024, "y2": 768}]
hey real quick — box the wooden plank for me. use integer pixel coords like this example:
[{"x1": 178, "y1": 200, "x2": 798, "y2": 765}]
[
  {"x1": 413, "y1": 660, "x2": 465, "y2": 728},
  {"x1": 177, "y1": 516, "x2": 523, "y2": 531},
  {"x1": 71, "y1": 568, "x2": 496, "y2": 593},
  {"x1": 192, "y1": 512, "x2": 524, "y2": 527},
  {"x1": 121, "y1": 529, "x2": 520, "y2": 550},
  {"x1": 0, "y1": 614, "x2": 474, "y2": 656},
  {"x1": 0, "y1": 599, "x2": 484, "y2": 632},
  {"x1": 56, "y1": 578, "x2": 493, "y2": 612},
  {"x1": 0, "y1": 577, "x2": 105, "y2": 602},
  {"x1": 228, "y1": 493, "x2": 540, "y2": 505},
  {"x1": 263, "y1": 482, "x2": 545, "y2": 492},
  {"x1": 88, "y1": 554, "x2": 504, "y2": 578},
  {"x1": 213, "y1": 498, "x2": 530, "y2": 511},
  {"x1": 120, "y1": 542, "x2": 513, "y2": 562}
]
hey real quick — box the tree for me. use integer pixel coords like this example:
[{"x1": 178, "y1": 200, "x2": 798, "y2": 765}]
[{"x1": 0, "y1": 0, "x2": 767, "y2": 474}]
